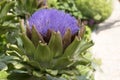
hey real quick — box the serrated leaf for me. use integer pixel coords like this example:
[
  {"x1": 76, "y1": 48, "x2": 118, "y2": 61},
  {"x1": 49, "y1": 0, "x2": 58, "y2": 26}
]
[
  {"x1": 0, "y1": 55, "x2": 16, "y2": 63},
  {"x1": 77, "y1": 40, "x2": 93, "y2": 56},
  {"x1": 48, "y1": 31, "x2": 63, "y2": 57},
  {"x1": 15, "y1": 0, "x2": 38, "y2": 18},
  {"x1": 7, "y1": 44, "x2": 24, "y2": 56},
  {"x1": 0, "y1": 1, "x2": 14, "y2": 19},
  {"x1": 16, "y1": 37, "x2": 23, "y2": 47},
  {"x1": 32, "y1": 71, "x2": 43, "y2": 77},
  {"x1": 12, "y1": 70, "x2": 28, "y2": 74},
  {"x1": 60, "y1": 70, "x2": 78, "y2": 76},
  {"x1": 46, "y1": 69, "x2": 58, "y2": 76},
  {"x1": 0, "y1": 25, "x2": 17, "y2": 34},
  {"x1": 20, "y1": 33, "x2": 35, "y2": 57},
  {"x1": 0, "y1": 62, "x2": 8, "y2": 70},
  {"x1": 46, "y1": 74, "x2": 66, "y2": 80},
  {"x1": 3, "y1": 15, "x2": 15, "y2": 21}
]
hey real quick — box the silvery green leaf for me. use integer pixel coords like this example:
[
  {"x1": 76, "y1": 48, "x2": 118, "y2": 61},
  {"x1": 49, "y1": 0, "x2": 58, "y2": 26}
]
[
  {"x1": 11, "y1": 70, "x2": 28, "y2": 74},
  {"x1": 46, "y1": 74, "x2": 66, "y2": 80},
  {"x1": 0, "y1": 62, "x2": 8, "y2": 70},
  {"x1": 76, "y1": 76, "x2": 88, "y2": 80},
  {"x1": 0, "y1": 55, "x2": 17, "y2": 63},
  {"x1": 16, "y1": 37, "x2": 23, "y2": 47}
]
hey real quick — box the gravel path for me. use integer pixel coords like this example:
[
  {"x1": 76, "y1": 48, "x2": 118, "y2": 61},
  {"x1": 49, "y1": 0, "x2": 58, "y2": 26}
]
[{"x1": 92, "y1": 0, "x2": 120, "y2": 80}]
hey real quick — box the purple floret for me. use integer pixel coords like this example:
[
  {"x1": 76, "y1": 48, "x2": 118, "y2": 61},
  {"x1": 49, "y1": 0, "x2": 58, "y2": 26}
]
[{"x1": 28, "y1": 8, "x2": 80, "y2": 36}]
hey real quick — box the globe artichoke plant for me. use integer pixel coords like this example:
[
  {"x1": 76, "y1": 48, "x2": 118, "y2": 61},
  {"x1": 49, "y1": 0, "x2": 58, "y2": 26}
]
[{"x1": 8, "y1": 8, "x2": 94, "y2": 80}]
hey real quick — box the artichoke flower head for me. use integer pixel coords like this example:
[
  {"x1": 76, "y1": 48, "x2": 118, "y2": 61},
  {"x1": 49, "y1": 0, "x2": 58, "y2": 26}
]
[
  {"x1": 28, "y1": 9, "x2": 79, "y2": 37},
  {"x1": 11, "y1": 8, "x2": 93, "y2": 79},
  {"x1": 28, "y1": 8, "x2": 80, "y2": 46}
]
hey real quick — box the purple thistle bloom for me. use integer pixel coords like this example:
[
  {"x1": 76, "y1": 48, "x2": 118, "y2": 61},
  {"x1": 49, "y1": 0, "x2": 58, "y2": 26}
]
[{"x1": 28, "y1": 9, "x2": 80, "y2": 37}]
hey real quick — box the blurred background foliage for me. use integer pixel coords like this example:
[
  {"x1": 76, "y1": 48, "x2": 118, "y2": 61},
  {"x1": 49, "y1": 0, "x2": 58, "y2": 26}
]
[
  {"x1": 48, "y1": 0, "x2": 112, "y2": 23},
  {"x1": 0, "y1": 0, "x2": 108, "y2": 79},
  {"x1": 75, "y1": 0, "x2": 112, "y2": 22},
  {"x1": 47, "y1": 0, "x2": 83, "y2": 18}
]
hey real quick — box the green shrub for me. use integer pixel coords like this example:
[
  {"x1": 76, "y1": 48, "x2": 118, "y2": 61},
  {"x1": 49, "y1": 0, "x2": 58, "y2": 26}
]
[{"x1": 75, "y1": 0, "x2": 112, "y2": 22}]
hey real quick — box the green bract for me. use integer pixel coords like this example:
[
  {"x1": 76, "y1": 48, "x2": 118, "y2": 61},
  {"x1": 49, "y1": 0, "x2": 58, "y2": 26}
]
[{"x1": 75, "y1": 0, "x2": 112, "y2": 22}]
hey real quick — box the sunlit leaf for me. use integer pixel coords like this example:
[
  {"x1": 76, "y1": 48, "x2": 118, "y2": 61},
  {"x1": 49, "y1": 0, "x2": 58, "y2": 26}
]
[{"x1": 0, "y1": 71, "x2": 9, "y2": 79}]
